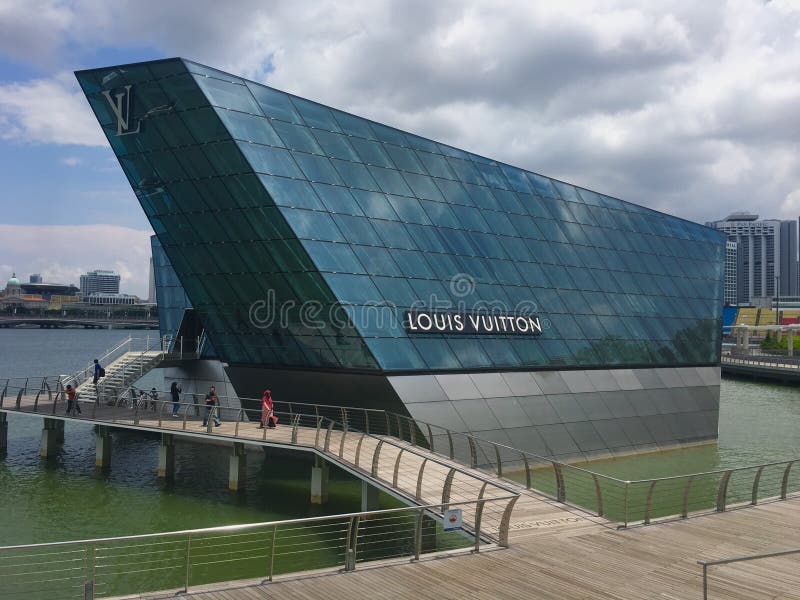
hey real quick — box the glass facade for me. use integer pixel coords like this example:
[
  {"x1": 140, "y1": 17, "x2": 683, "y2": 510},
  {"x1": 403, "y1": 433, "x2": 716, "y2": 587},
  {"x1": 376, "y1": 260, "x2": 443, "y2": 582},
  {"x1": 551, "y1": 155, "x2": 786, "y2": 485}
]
[{"x1": 77, "y1": 58, "x2": 725, "y2": 374}]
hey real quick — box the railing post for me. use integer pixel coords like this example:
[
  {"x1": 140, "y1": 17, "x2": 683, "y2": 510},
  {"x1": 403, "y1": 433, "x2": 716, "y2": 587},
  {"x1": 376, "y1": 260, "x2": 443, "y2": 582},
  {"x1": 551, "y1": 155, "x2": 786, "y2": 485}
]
[
  {"x1": 521, "y1": 452, "x2": 531, "y2": 489},
  {"x1": 781, "y1": 461, "x2": 795, "y2": 499},
  {"x1": 623, "y1": 481, "x2": 629, "y2": 528},
  {"x1": 682, "y1": 476, "x2": 694, "y2": 518},
  {"x1": 408, "y1": 417, "x2": 416, "y2": 447},
  {"x1": 702, "y1": 562, "x2": 708, "y2": 600},
  {"x1": 415, "y1": 458, "x2": 428, "y2": 501},
  {"x1": 591, "y1": 473, "x2": 604, "y2": 517},
  {"x1": 371, "y1": 440, "x2": 384, "y2": 477},
  {"x1": 345, "y1": 516, "x2": 360, "y2": 571},
  {"x1": 354, "y1": 433, "x2": 366, "y2": 468},
  {"x1": 291, "y1": 414, "x2": 300, "y2": 444},
  {"x1": 338, "y1": 423, "x2": 348, "y2": 458},
  {"x1": 364, "y1": 409, "x2": 370, "y2": 435},
  {"x1": 84, "y1": 542, "x2": 96, "y2": 600},
  {"x1": 413, "y1": 509, "x2": 423, "y2": 560},
  {"x1": 751, "y1": 466, "x2": 766, "y2": 505},
  {"x1": 384, "y1": 412, "x2": 391, "y2": 437},
  {"x1": 268, "y1": 524, "x2": 277, "y2": 582},
  {"x1": 447, "y1": 429, "x2": 454, "y2": 460},
  {"x1": 498, "y1": 495, "x2": 520, "y2": 548},
  {"x1": 324, "y1": 421, "x2": 334, "y2": 453},
  {"x1": 467, "y1": 436, "x2": 478, "y2": 469},
  {"x1": 473, "y1": 500, "x2": 486, "y2": 553},
  {"x1": 314, "y1": 416, "x2": 323, "y2": 447},
  {"x1": 553, "y1": 462, "x2": 565, "y2": 502},
  {"x1": 644, "y1": 480, "x2": 657, "y2": 525},
  {"x1": 716, "y1": 470, "x2": 733, "y2": 512},
  {"x1": 392, "y1": 448, "x2": 404, "y2": 488},
  {"x1": 234, "y1": 408, "x2": 243, "y2": 437},
  {"x1": 441, "y1": 468, "x2": 456, "y2": 510},
  {"x1": 426, "y1": 423, "x2": 434, "y2": 453},
  {"x1": 184, "y1": 533, "x2": 192, "y2": 592},
  {"x1": 493, "y1": 443, "x2": 503, "y2": 478},
  {"x1": 395, "y1": 414, "x2": 403, "y2": 441}
]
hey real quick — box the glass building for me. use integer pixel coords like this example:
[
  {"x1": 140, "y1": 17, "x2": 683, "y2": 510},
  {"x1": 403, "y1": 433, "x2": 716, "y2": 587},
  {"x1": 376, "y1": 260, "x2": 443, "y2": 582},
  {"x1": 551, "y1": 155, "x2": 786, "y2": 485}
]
[{"x1": 77, "y1": 58, "x2": 725, "y2": 460}]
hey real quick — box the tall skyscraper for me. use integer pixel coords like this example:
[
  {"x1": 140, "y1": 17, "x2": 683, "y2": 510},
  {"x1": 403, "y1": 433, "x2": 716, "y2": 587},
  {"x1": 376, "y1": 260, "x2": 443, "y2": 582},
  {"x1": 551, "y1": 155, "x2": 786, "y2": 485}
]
[
  {"x1": 724, "y1": 241, "x2": 737, "y2": 305},
  {"x1": 707, "y1": 213, "x2": 798, "y2": 305},
  {"x1": 79, "y1": 269, "x2": 121, "y2": 295}
]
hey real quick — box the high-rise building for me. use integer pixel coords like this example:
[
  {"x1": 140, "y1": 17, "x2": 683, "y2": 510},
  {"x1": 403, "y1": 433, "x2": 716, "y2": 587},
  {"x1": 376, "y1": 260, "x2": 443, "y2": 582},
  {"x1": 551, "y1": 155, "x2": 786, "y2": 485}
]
[
  {"x1": 724, "y1": 241, "x2": 737, "y2": 305},
  {"x1": 77, "y1": 58, "x2": 725, "y2": 461},
  {"x1": 707, "y1": 213, "x2": 798, "y2": 305},
  {"x1": 29, "y1": 274, "x2": 42, "y2": 283},
  {"x1": 79, "y1": 269, "x2": 120, "y2": 296}
]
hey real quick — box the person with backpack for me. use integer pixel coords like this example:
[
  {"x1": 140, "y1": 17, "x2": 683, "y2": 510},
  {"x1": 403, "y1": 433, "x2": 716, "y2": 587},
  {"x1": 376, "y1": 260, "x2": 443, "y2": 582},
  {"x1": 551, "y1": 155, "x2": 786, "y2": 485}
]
[
  {"x1": 202, "y1": 385, "x2": 221, "y2": 428},
  {"x1": 92, "y1": 359, "x2": 105, "y2": 385},
  {"x1": 170, "y1": 382, "x2": 182, "y2": 417}
]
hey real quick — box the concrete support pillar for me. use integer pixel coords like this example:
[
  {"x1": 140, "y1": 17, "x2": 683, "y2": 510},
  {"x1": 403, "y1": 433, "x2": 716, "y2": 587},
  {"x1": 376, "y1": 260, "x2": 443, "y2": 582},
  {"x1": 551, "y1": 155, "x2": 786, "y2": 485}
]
[
  {"x1": 361, "y1": 481, "x2": 379, "y2": 512},
  {"x1": 743, "y1": 327, "x2": 750, "y2": 349},
  {"x1": 158, "y1": 433, "x2": 175, "y2": 479},
  {"x1": 777, "y1": 329, "x2": 783, "y2": 342},
  {"x1": 0, "y1": 412, "x2": 8, "y2": 455},
  {"x1": 228, "y1": 442, "x2": 247, "y2": 492},
  {"x1": 96, "y1": 426, "x2": 112, "y2": 469},
  {"x1": 311, "y1": 455, "x2": 329, "y2": 505},
  {"x1": 40, "y1": 418, "x2": 60, "y2": 458},
  {"x1": 789, "y1": 331, "x2": 794, "y2": 357},
  {"x1": 55, "y1": 419, "x2": 65, "y2": 443}
]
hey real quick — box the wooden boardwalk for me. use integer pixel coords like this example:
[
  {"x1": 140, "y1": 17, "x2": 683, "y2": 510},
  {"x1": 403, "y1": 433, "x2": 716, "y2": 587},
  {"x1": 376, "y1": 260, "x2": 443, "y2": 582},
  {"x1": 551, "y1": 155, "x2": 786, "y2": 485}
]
[
  {"x1": 5, "y1": 394, "x2": 800, "y2": 599},
  {"x1": 152, "y1": 497, "x2": 800, "y2": 600}
]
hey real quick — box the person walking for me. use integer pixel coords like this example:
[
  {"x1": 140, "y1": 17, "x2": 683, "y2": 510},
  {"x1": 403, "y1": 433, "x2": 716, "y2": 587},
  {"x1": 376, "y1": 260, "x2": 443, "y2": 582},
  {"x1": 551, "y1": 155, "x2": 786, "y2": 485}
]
[
  {"x1": 92, "y1": 359, "x2": 104, "y2": 385},
  {"x1": 149, "y1": 388, "x2": 159, "y2": 412},
  {"x1": 170, "y1": 382, "x2": 182, "y2": 417},
  {"x1": 202, "y1": 385, "x2": 221, "y2": 427},
  {"x1": 65, "y1": 384, "x2": 81, "y2": 416},
  {"x1": 259, "y1": 389, "x2": 278, "y2": 429}
]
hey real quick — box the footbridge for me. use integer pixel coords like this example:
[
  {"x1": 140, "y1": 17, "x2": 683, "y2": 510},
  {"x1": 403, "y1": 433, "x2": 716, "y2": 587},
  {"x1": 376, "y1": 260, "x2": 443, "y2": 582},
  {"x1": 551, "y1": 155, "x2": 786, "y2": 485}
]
[{"x1": 2, "y1": 375, "x2": 800, "y2": 599}]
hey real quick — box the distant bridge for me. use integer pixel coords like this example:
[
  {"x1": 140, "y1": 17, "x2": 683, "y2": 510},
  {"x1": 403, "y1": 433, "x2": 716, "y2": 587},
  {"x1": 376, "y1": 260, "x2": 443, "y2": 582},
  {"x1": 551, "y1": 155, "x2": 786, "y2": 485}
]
[{"x1": 0, "y1": 316, "x2": 158, "y2": 330}]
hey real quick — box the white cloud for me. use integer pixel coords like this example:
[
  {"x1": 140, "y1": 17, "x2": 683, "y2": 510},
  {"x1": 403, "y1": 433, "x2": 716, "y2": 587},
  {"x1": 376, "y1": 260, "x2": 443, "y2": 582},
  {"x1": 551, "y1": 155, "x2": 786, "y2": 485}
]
[
  {"x1": 59, "y1": 156, "x2": 83, "y2": 166},
  {"x1": 0, "y1": 224, "x2": 152, "y2": 297},
  {"x1": 0, "y1": 72, "x2": 107, "y2": 146},
  {"x1": 0, "y1": 0, "x2": 798, "y2": 226}
]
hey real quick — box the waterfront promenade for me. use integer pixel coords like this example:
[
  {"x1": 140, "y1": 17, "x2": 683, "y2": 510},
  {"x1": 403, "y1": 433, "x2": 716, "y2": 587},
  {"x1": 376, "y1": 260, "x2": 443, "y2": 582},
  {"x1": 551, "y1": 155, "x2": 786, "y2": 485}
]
[{"x1": 169, "y1": 496, "x2": 800, "y2": 600}]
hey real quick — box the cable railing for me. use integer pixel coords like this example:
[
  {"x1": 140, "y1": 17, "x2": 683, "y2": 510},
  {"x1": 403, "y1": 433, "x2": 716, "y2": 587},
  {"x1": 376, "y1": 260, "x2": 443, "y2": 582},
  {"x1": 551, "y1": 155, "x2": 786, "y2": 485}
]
[
  {"x1": 0, "y1": 495, "x2": 515, "y2": 600},
  {"x1": 698, "y1": 547, "x2": 800, "y2": 600},
  {"x1": 3, "y1": 378, "x2": 800, "y2": 528},
  {"x1": 0, "y1": 382, "x2": 518, "y2": 547}
]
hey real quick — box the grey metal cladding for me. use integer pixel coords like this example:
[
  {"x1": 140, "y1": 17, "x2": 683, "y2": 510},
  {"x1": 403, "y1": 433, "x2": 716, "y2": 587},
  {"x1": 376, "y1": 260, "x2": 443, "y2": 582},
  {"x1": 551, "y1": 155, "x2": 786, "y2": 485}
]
[
  {"x1": 598, "y1": 391, "x2": 638, "y2": 418},
  {"x1": 632, "y1": 368, "x2": 666, "y2": 390},
  {"x1": 609, "y1": 369, "x2": 644, "y2": 390},
  {"x1": 583, "y1": 369, "x2": 621, "y2": 392},
  {"x1": 617, "y1": 416, "x2": 657, "y2": 446},
  {"x1": 531, "y1": 371, "x2": 570, "y2": 395},
  {"x1": 559, "y1": 370, "x2": 596, "y2": 394},
  {"x1": 501, "y1": 372, "x2": 543, "y2": 396},
  {"x1": 625, "y1": 389, "x2": 660, "y2": 417},
  {"x1": 564, "y1": 421, "x2": 607, "y2": 452},
  {"x1": 547, "y1": 394, "x2": 589, "y2": 423},
  {"x1": 403, "y1": 400, "x2": 469, "y2": 432},
  {"x1": 577, "y1": 394, "x2": 615, "y2": 420},
  {"x1": 434, "y1": 374, "x2": 482, "y2": 400},
  {"x1": 654, "y1": 367, "x2": 687, "y2": 388},
  {"x1": 696, "y1": 366, "x2": 721, "y2": 387},
  {"x1": 535, "y1": 423, "x2": 582, "y2": 456},
  {"x1": 450, "y1": 398, "x2": 503, "y2": 431},
  {"x1": 469, "y1": 373, "x2": 513, "y2": 398},
  {"x1": 592, "y1": 419, "x2": 633, "y2": 449},
  {"x1": 484, "y1": 396, "x2": 534, "y2": 428},
  {"x1": 388, "y1": 375, "x2": 448, "y2": 403},
  {"x1": 676, "y1": 367, "x2": 705, "y2": 387},
  {"x1": 518, "y1": 395, "x2": 563, "y2": 425},
  {"x1": 505, "y1": 426, "x2": 551, "y2": 459}
]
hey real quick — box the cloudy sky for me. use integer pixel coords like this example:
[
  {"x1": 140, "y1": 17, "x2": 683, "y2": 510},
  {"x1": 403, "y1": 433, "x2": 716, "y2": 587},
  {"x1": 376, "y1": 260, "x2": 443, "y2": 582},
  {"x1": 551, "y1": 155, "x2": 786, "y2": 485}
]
[{"x1": 1, "y1": 0, "x2": 799, "y2": 297}]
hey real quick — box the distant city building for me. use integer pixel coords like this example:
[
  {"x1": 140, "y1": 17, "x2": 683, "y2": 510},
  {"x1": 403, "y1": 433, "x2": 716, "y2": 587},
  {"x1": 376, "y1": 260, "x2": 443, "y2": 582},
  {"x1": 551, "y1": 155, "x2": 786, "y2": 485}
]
[
  {"x1": 724, "y1": 241, "x2": 737, "y2": 305},
  {"x1": 29, "y1": 274, "x2": 42, "y2": 283},
  {"x1": 3, "y1": 273, "x2": 21, "y2": 297},
  {"x1": 86, "y1": 292, "x2": 137, "y2": 305},
  {"x1": 706, "y1": 213, "x2": 798, "y2": 305},
  {"x1": 20, "y1": 282, "x2": 79, "y2": 300},
  {"x1": 80, "y1": 269, "x2": 120, "y2": 295}
]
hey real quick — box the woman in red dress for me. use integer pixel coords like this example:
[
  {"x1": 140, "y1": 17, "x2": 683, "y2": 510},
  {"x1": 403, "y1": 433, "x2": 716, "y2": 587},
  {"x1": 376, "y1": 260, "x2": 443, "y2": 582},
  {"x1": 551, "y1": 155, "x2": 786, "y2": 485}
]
[{"x1": 259, "y1": 389, "x2": 277, "y2": 429}]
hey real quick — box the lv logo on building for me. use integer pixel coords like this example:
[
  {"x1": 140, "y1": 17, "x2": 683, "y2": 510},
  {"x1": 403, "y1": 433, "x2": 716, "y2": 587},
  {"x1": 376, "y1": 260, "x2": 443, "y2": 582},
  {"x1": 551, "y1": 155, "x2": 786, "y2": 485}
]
[{"x1": 101, "y1": 85, "x2": 140, "y2": 136}]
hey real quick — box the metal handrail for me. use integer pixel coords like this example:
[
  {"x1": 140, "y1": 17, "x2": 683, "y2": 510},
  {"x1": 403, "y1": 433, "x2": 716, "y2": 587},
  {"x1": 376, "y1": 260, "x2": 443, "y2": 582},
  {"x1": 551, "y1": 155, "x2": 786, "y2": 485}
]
[
  {"x1": 698, "y1": 547, "x2": 800, "y2": 600},
  {"x1": 0, "y1": 495, "x2": 516, "y2": 598}
]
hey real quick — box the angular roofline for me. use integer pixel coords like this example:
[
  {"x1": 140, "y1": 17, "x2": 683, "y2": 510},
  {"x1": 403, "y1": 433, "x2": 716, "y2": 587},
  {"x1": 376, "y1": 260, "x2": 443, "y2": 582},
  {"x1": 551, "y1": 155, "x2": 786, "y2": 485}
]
[{"x1": 77, "y1": 56, "x2": 723, "y2": 241}]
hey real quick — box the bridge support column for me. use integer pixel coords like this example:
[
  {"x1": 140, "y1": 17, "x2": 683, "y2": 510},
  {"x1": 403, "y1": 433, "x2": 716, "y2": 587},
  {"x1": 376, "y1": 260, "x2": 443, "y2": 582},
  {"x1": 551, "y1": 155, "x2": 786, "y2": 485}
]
[
  {"x1": 777, "y1": 329, "x2": 783, "y2": 342},
  {"x1": 311, "y1": 455, "x2": 329, "y2": 505},
  {"x1": 55, "y1": 419, "x2": 64, "y2": 443},
  {"x1": 743, "y1": 327, "x2": 750, "y2": 349},
  {"x1": 96, "y1": 426, "x2": 112, "y2": 469},
  {"x1": 0, "y1": 412, "x2": 7, "y2": 455},
  {"x1": 158, "y1": 434, "x2": 175, "y2": 479},
  {"x1": 361, "y1": 481, "x2": 379, "y2": 512},
  {"x1": 228, "y1": 442, "x2": 247, "y2": 492},
  {"x1": 40, "y1": 418, "x2": 60, "y2": 458}
]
